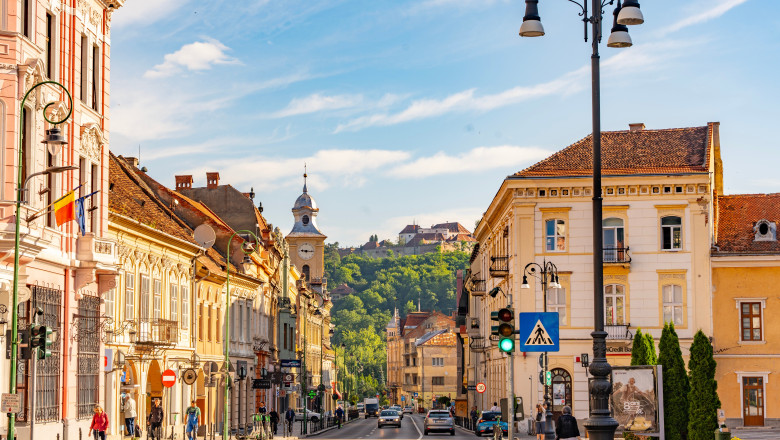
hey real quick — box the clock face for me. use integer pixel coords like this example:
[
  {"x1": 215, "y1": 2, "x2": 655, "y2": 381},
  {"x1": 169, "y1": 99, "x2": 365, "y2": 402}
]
[{"x1": 298, "y1": 243, "x2": 315, "y2": 260}]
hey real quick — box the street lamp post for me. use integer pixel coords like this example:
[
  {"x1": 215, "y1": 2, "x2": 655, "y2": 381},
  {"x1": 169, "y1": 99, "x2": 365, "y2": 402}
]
[
  {"x1": 223, "y1": 230, "x2": 260, "y2": 440},
  {"x1": 8, "y1": 80, "x2": 73, "y2": 440},
  {"x1": 521, "y1": 260, "x2": 561, "y2": 440},
  {"x1": 519, "y1": 2, "x2": 644, "y2": 439}
]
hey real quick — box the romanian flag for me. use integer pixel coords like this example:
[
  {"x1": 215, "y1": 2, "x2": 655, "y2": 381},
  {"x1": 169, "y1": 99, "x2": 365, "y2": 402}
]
[{"x1": 53, "y1": 190, "x2": 76, "y2": 226}]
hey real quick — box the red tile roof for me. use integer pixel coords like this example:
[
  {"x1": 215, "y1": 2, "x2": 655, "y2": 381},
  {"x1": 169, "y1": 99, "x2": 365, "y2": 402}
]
[
  {"x1": 432, "y1": 222, "x2": 471, "y2": 234},
  {"x1": 400, "y1": 224, "x2": 420, "y2": 234},
  {"x1": 715, "y1": 193, "x2": 780, "y2": 254},
  {"x1": 515, "y1": 124, "x2": 713, "y2": 178}
]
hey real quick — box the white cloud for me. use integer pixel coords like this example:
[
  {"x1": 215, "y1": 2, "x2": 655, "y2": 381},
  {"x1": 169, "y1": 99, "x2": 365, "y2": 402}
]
[
  {"x1": 112, "y1": 0, "x2": 190, "y2": 29},
  {"x1": 407, "y1": 0, "x2": 507, "y2": 15},
  {"x1": 388, "y1": 145, "x2": 551, "y2": 178},
  {"x1": 144, "y1": 38, "x2": 240, "y2": 79},
  {"x1": 267, "y1": 93, "x2": 364, "y2": 118},
  {"x1": 656, "y1": 0, "x2": 749, "y2": 37}
]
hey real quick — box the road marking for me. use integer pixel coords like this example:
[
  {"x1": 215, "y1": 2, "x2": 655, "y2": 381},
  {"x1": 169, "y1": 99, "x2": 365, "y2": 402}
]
[{"x1": 410, "y1": 415, "x2": 423, "y2": 440}]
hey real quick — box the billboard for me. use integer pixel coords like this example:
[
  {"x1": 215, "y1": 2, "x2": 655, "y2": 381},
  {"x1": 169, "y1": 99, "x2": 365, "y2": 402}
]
[{"x1": 610, "y1": 366, "x2": 660, "y2": 434}]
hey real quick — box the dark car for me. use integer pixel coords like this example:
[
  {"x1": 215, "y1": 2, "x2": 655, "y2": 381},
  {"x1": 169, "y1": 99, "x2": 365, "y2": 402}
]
[
  {"x1": 475, "y1": 411, "x2": 508, "y2": 437},
  {"x1": 378, "y1": 410, "x2": 402, "y2": 428},
  {"x1": 424, "y1": 410, "x2": 455, "y2": 436}
]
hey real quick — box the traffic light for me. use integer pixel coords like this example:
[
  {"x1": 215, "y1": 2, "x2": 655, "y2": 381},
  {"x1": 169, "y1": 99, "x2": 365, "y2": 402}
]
[
  {"x1": 545, "y1": 371, "x2": 552, "y2": 386},
  {"x1": 29, "y1": 324, "x2": 45, "y2": 349},
  {"x1": 40, "y1": 326, "x2": 53, "y2": 359},
  {"x1": 494, "y1": 308, "x2": 515, "y2": 353}
]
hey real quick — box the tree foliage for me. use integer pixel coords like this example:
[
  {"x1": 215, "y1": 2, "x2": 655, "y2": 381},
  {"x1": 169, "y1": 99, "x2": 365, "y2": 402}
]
[
  {"x1": 644, "y1": 332, "x2": 657, "y2": 365},
  {"x1": 687, "y1": 330, "x2": 720, "y2": 440},
  {"x1": 658, "y1": 322, "x2": 689, "y2": 440},
  {"x1": 630, "y1": 328, "x2": 657, "y2": 366}
]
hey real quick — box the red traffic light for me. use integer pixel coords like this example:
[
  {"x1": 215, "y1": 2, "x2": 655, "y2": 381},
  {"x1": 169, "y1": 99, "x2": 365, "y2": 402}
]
[{"x1": 497, "y1": 308, "x2": 513, "y2": 322}]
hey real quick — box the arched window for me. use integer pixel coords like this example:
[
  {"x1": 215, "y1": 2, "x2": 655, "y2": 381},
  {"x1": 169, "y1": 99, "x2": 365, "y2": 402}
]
[
  {"x1": 604, "y1": 284, "x2": 626, "y2": 325},
  {"x1": 603, "y1": 217, "x2": 625, "y2": 262},
  {"x1": 302, "y1": 265, "x2": 310, "y2": 281},
  {"x1": 551, "y1": 368, "x2": 572, "y2": 420},
  {"x1": 661, "y1": 216, "x2": 682, "y2": 250}
]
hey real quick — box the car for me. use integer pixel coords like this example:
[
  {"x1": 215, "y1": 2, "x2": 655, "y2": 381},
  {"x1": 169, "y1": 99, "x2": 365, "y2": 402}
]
[
  {"x1": 424, "y1": 410, "x2": 455, "y2": 436},
  {"x1": 294, "y1": 409, "x2": 321, "y2": 423},
  {"x1": 357, "y1": 403, "x2": 365, "y2": 413},
  {"x1": 475, "y1": 411, "x2": 508, "y2": 437},
  {"x1": 390, "y1": 406, "x2": 404, "y2": 419},
  {"x1": 403, "y1": 405, "x2": 414, "y2": 414},
  {"x1": 378, "y1": 409, "x2": 402, "y2": 428}
]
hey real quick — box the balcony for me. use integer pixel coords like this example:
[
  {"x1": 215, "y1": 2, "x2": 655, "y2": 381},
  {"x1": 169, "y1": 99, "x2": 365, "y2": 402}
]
[
  {"x1": 470, "y1": 278, "x2": 486, "y2": 296},
  {"x1": 603, "y1": 247, "x2": 631, "y2": 265},
  {"x1": 605, "y1": 323, "x2": 632, "y2": 340},
  {"x1": 489, "y1": 256, "x2": 509, "y2": 278},
  {"x1": 76, "y1": 234, "x2": 116, "y2": 267},
  {"x1": 135, "y1": 318, "x2": 179, "y2": 346}
]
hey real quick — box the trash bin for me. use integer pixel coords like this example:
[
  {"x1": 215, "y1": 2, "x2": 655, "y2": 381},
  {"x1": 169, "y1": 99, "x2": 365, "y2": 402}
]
[{"x1": 714, "y1": 429, "x2": 731, "y2": 440}]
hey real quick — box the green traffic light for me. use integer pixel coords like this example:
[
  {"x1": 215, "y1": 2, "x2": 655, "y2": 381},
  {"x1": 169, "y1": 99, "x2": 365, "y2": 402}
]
[{"x1": 499, "y1": 337, "x2": 514, "y2": 353}]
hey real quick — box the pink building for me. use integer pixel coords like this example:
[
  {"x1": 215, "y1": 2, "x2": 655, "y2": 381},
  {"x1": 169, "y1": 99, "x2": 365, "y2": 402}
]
[{"x1": 0, "y1": 1, "x2": 123, "y2": 439}]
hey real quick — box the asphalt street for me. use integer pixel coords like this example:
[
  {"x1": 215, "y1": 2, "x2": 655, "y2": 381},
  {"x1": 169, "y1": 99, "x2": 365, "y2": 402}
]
[{"x1": 307, "y1": 414, "x2": 475, "y2": 440}]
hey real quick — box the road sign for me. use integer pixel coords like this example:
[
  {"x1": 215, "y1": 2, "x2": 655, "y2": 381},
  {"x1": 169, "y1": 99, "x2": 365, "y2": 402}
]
[
  {"x1": 281, "y1": 359, "x2": 301, "y2": 368},
  {"x1": 413, "y1": 392, "x2": 418, "y2": 398},
  {"x1": 401, "y1": 396, "x2": 406, "y2": 401},
  {"x1": 2, "y1": 393, "x2": 20, "y2": 413},
  {"x1": 467, "y1": 385, "x2": 477, "y2": 391},
  {"x1": 182, "y1": 369, "x2": 198, "y2": 385},
  {"x1": 518, "y1": 312, "x2": 559, "y2": 352},
  {"x1": 162, "y1": 369, "x2": 177, "y2": 388},
  {"x1": 476, "y1": 383, "x2": 486, "y2": 394}
]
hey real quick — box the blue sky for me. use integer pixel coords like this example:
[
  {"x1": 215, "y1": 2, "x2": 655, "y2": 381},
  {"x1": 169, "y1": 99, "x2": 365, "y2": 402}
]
[{"x1": 109, "y1": 0, "x2": 776, "y2": 247}]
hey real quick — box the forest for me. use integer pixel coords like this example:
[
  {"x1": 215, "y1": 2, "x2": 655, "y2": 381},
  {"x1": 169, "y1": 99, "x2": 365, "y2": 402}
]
[{"x1": 324, "y1": 243, "x2": 470, "y2": 402}]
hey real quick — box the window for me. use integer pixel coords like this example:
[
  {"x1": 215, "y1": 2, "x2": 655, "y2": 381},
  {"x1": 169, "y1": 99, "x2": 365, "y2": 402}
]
[
  {"x1": 754, "y1": 220, "x2": 776, "y2": 242},
  {"x1": 302, "y1": 215, "x2": 309, "y2": 225},
  {"x1": 603, "y1": 217, "x2": 625, "y2": 262},
  {"x1": 545, "y1": 219, "x2": 566, "y2": 251},
  {"x1": 80, "y1": 35, "x2": 88, "y2": 101},
  {"x1": 152, "y1": 279, "x2": 161, "y2": 320},
  {"x1": 140, "y1": 275, "x2": 150, "y2": 320},
  {"x1": 21, "y1": 108, "x2": 30, "y2": 185},
  {"x1": 46, "y1": 151, "x2": 55, "y2": 227},
  {"x1": 198, "y1": 304, "x2": 204, "y2": 341},
  {"x1": 22, "y1": 0, "x2": 31, "y2": 38},
  {"x1": 77, "y1": 295, "x2": 99, "y2": 419},
  {"x1": 90, "y1": 163, "x2": 98, "y2": 232},
  {"x1": 547, "y1": 286, "x2": 566, "y2": 324},
  {"x1": 181, "y1": 285, "x2": 189, "y2": 329},
  {"x1": 169, "y1": 283, "x2": 178, "y2": 323},
  {"x1": 661, "y1": 216, "x2": 682, "y2": 250},
  {"x1": 216, "y1": 308, "x2": 221, "y2": 342},
  {"x1": 302, "y1": 265, "x2": 310, "y2": 281},
  {"x1": 92, "y1": 45, "x2": 99, "y2": 111},
  {"x1": 604, "y1": 284, "x2": 625, "y2": 325},
  {"x1": 124, "y1": 273, "x2": 135, "y2": 320},
  {"x1": 105, "y1": 288, "x2": 115, "y2": 320},
  {"x1": 46, "y1": 13, "x2": 54, "y2": 78},
  {"x1": 432, "y1": 377, "x2": 444, "y2": 386},
  {"x1": 283, "y1": 323, "x2": 288, "y2": 350},
  {"x1": 432, "y1": 358, "x2": 444, "y2": 366},
  {"x1": 741, "y1": 302, "x2": 762, "y2": 341},
  {"x1": 662, "y1": 284, "x2": 683, "y2": 326}
]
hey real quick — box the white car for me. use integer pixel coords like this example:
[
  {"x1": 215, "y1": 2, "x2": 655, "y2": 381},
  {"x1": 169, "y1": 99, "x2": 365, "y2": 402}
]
[
  {"x1": 294, "y1": 409, "x2": 321, "y2": 422},
  {"x1": 390, "y1": 406, "x2": 404, "y2": 419},
  {"x1": 403, "y1": 405, "x2": 414, "y2": 414}
]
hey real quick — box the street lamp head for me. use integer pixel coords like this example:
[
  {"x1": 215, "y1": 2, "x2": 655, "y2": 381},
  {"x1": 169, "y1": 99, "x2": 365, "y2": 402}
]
[
  {"x1": 617, "y1": 0, "x2": 644, "y2": 26},
  {"x1": 521, "y1": 275, "x2": 530, "y2": 289},
  {"x1": 519, "y1": 0, "x2": 544, "y2": 37},
  {"x1": 44, "y1": 165, "x2": 79, "y2": 174},
  {"x1": 42, "y1": 127, "x2": 67, "y2": 156},
  {"x1": 608, "y1": 2, "x2": 633, "y2": 48}
]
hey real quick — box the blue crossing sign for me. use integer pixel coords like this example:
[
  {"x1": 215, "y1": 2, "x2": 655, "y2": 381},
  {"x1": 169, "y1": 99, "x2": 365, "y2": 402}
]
[{"x1": 518, "y1": 312, "x2": 559, "y2": 352}]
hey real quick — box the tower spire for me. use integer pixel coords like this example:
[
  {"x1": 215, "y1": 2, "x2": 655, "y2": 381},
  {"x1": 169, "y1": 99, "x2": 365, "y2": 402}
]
[{"x1": 303, "y1": 163, "x2": 308, "y2": 193}]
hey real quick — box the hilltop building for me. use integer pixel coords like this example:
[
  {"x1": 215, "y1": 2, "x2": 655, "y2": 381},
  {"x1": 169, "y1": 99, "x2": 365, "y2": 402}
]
[{"x1": 341, "y1": 222, "x2": 476, "y2": 259}]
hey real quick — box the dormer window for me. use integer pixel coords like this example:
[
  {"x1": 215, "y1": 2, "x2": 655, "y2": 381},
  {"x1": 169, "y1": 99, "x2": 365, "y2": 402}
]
[
  {"x1": 754, "y1": 219, "x2": 776, "y2": 242},
  {"x1": 302, "y1": 215, "x2": 310, "y2": 225}
]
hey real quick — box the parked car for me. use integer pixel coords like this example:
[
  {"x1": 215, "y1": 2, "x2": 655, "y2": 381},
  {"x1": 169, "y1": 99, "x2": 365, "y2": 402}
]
[
  {"x1": 403, "y1": 405, "x2": 414, "y2": 414},
  {"x1": 294, "y1": 409, "x2": 321, "y2": 423},
  {"x1": 475, "y1": 411, "x2": 508, "y2": 437},
  {"x1": 378, "y1": 410, "x2": 402, "y2": 428},
  {"x1": 424, "y1": 409, "x2": 455, "y2": 436}
]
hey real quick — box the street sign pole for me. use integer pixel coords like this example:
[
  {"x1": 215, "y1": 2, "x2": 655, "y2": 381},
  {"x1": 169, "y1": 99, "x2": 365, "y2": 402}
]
[{"x1": 506, "y1": 294, "x2": 514, "y2": 440}]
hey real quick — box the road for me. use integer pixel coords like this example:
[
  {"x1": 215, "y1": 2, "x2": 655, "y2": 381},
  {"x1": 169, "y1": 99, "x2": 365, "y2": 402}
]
[{"x1": 309, "y1": 414, "x2": 470, "y2": 440}]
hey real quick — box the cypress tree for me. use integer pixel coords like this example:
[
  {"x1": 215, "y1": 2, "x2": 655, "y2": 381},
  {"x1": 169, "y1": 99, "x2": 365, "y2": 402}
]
[
  {"x1": 687, "y1": 330, "x2": 720, "y2": 440},
  {"x1": 658, "y1": 322, "x2": 689, "y2": 440},
  {"x1": 644, "y1": 332, "x2": 657, "y2": 365},
  {"x1": 630, "y1": 328, "x2": 647, "y2": 365}
]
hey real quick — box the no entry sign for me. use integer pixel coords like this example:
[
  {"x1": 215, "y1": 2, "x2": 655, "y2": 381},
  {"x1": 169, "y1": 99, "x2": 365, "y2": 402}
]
[{"x1": 162, "y1": 369, "x2": 177, "y2": 388}]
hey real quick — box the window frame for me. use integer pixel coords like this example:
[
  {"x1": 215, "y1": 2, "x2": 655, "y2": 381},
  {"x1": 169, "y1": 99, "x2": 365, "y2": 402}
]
[
  {"x1": 739, "y1": 301, "x2": 764, "y2": 342},
  {"x1": 662, "y1": 284, "x2": 684, "y2": 326},
  {"x1": 169, "y1": 282, "x2": 178, "y2": 323},
  {"x1": 544, "y1": 219, "x2": 567, "y2": 252},
  {"x1": 181, "y1": 284, "x2": 189, "y2": 330},
  {"x1": 661, "y1": 215, "x2": 683, "y2": 251},
  {"x1": 124, "y1": 272, "x2": 135, "y2": 321},
  {"x1": 546, "y1": 285, "x2": 567, "y2": 326},
  {"x1": 604, "y1": 283, "x2": 626, "y2": 325}
]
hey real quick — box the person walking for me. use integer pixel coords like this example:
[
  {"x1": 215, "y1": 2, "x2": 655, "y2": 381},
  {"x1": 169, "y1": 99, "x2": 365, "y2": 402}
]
[
  {"x1": 490, "y1": 402, "x2": 500, "y2": 412},
  {"x1": 258, "y1": 402, "x2": 267, "y2": 414},
  {"x1": 147, "y1": 399, "x2": 164, "y2": 440},
  {"x1": 123, "y1": 394, "x2": 137, "y2": 437},
  {"x1": 555, "y1": 406, "x2": 581, "y2": 440},
  {"x1": 285, "y1": 407, "x2": 296, "y2": 436},
  {"x1": 269, "y1": 408, "x2": 280, "y2": 435},
  {"x1": 334, "y1": 405, "x2": 344, "y2": 429},
  {"x1": 89, "y1": 405, "x2": 109, "y2": 440},
  {"x1": 185, "y1": 400, "x2": 201, "y2": 440},
  {"x1": 470, "y1": 406, "x2": 479, "y2": 432},
  {"x1": 534, "y1": 404, "x2": 545, "y2": 440}
]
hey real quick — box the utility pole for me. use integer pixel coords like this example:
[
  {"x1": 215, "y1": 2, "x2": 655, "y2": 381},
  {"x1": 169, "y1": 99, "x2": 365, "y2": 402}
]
[
  {"x1": 506, "y1": 294, "x2": 514, "y2": 440},
  {"x1": 302, "y1": 299, "x2": 308, "y2": 434}
]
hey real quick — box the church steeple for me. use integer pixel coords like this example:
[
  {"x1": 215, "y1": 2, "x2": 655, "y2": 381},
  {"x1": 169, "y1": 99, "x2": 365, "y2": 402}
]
[
  {"x1": 288, "y1": 167, "x2": 325, "y2": 238},
  {"x1": 303, "y1": 164, "x2": 308, "y2": 194}
]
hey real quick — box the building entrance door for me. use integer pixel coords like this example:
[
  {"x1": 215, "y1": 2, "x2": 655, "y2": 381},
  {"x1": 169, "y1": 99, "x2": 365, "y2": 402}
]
[
  {"x1": 550, "y1": 368, "x2": 572, "y2": 422},
  {"x1": 743, "y1": 377, "x2": 764, "y2": 426}
]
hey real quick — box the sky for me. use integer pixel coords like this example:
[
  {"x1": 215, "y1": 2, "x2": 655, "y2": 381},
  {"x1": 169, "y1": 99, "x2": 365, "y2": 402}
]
[{"x1": 108, "y1": 0, "x2": 778, "y2": 247}]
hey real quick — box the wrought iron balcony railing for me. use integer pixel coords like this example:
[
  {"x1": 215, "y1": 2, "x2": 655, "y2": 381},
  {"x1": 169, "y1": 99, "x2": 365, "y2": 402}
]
[
  {"x1": 603, "y1": 247, "x2": 631, "y2": 264},
  {"x1": 135, "y1": 318, "x2": 179, "y2": 346},
  {"x1": 489, "y1": 256, "x2": 509, "y2": 277},
  {"x1": 470, "y1": 278, "x2": 486, "y2": 296},
  {"x1": 605, "y1": 323, "x2": 632, "y2": 340}
]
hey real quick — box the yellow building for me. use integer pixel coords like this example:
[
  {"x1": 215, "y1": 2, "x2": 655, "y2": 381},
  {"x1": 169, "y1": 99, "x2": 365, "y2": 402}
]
[
  {"x1": 467, "y1": 123, "x2": 721, "y2": 420},
  {"x1": 712, "y1": 193, "x2": 780, "y2": 428}
]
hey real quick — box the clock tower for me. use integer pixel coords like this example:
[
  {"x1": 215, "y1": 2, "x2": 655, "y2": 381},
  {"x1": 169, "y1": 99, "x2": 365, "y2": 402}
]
[{"x1": 287, "y1": 171, "x2": 327, "y2": 292}]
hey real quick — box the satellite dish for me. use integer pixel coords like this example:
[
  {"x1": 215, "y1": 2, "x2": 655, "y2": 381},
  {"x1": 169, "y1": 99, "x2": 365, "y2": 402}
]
[{"x1": 193, "y1": 224, "x2": 216, "y2": 249}]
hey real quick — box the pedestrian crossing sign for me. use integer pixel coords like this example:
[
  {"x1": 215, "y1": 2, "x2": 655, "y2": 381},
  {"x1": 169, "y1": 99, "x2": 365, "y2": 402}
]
[{"x1": 518, "y1": 312, "x2": 559, "y2": 352}]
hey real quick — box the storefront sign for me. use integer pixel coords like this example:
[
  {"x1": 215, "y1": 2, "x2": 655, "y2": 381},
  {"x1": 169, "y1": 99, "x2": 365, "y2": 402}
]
[{"x1": 610, "y1": 366, "x2": 660, "y2": 434}]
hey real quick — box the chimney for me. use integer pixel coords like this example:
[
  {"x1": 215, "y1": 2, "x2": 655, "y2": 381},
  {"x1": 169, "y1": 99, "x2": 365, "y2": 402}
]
[
  {"x1": 175, "y1": 175, "x2": 193, "y2": 190},
  {"x1": 629, "y1": 123, "x2": 645, "y2": 133},
  {"x1": 206, "y1": 172, "x2": 220, "y2": 189},
  {"x1": 124, "y1": 156, "x2": 140, "y2": 168}
]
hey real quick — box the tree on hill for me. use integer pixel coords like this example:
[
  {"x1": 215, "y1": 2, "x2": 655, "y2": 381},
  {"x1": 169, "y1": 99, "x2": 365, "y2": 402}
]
[
  {"x1": 658, "y1": 322, "x2": 689, "y2": 440},
  {"x1": 687, "y1": 330, "x2": 720, "y2": 440}
]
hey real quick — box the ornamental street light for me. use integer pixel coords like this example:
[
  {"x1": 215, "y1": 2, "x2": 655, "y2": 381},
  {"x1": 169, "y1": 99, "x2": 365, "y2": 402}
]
[
  {"x1": 9, "y1": 80, "x2": 73, "y2": 440},
  {"x1": 521, "y1": 260, "x2": 560, "y2": 440},
  {"x1": 518, "y1": 2, "x2": 644, "y2": 439},
  {"x1": 223, "y1": 230, "x2": 260, "y2": 440}
]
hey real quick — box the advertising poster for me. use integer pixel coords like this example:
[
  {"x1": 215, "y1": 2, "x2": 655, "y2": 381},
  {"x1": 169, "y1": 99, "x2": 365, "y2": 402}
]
[{"x1": 610, "y1": 366, "x2": 659, "y2": 433}]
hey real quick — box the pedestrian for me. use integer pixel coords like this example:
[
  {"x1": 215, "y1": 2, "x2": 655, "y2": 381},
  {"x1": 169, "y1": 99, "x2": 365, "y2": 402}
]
[
  {"x1": 258, "y1": 401, "x2": 267, "y2": 414},
  {"x1": 147, "y1": 399, "x2": 164, "y2": 440},
  {"x1": 285, "y1": 407, "x2": 296, "y2": 435},
  {"x1": 555, "y1": 406, "x2": 581, "y2": 440},
  {"x1": 123, "y1": 394, "x2": 137, "y2": 437},
  {"x1": 185, "y1": 400, "x2": 201, "y2": 440},
  {"x1": 535, "y1": 404, "x2": 545, "y2": 440},
  {"x1": 89, "y1": 405, "x2": 109, "y2": 440},
  {"x1": 269, "y1": 408, "x2": 279, "y2": 435},
  {"x1": 470, "y1": 406, "x2": 479, "y2": 432},
  {"x1": 490, "y1": 402, "x2": 500, "y2": 412},
  {"x1": 335, "y1": 405, "x2": 344, "y2": 429}
]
